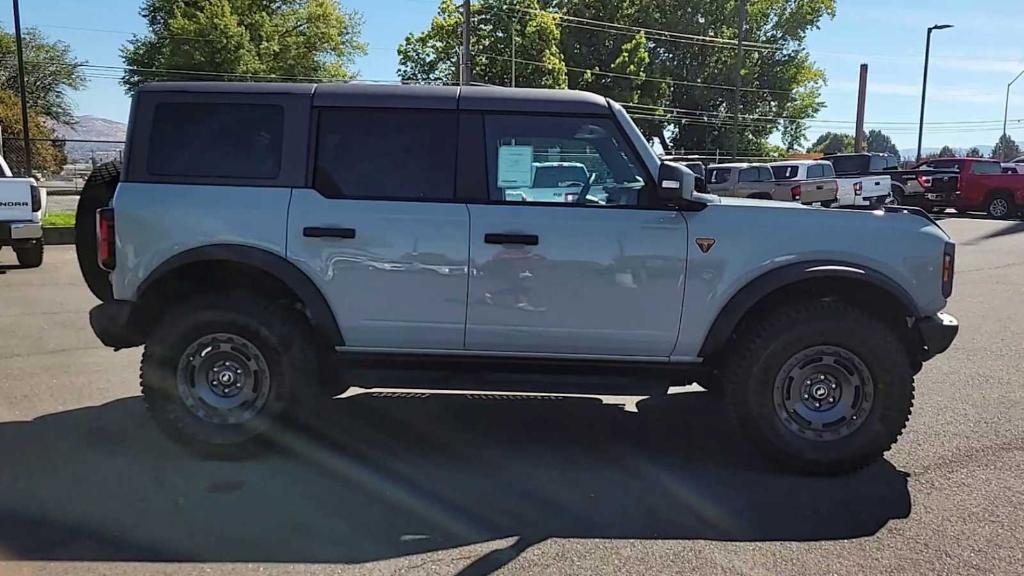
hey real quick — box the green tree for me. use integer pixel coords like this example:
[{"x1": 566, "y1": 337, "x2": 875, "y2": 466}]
[
  {"x1": 557, "y1": 0, "x2": 834, "y2": 153},
  {"x1": 865, "y1": 129, "x2": 900, "y2": 160},
  {"x1": 964, "y1": 146, "x2": 982, "y2": 158},
  {"x1": 0, "y1": 91, "x2": 67, "y2": 174},
  {"x1": 121, "y1": 0, "x2": 366, "y2": 91},
  {"x1": 991, "y1": 134, "x2": 1021, "y2": 161},
  {"x1": 809, "y1": 131, "x2": 853, "y2": 154},
  {"x1": 397, "y1": 0, "x2": 566, "y2": 88},
  {"x1": 0, "y1": 28, "x2": 86, "y2": 124},
  {"x1": 937, "y1": 145, "x2": 957, "y2": 158}
]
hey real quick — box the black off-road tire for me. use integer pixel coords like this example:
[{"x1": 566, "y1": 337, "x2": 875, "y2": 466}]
[
  {"x1": 986, "y1": 192, "x2": 1014, "y2": 220},
  {"x1": 722, "y1": 301, "x2": 915, "y2": 475},
  {"x1": 75, "y1": 160, "x2": 120, "y2": 301},
  {"x1": 15, "y1": 242, "x2": 43, "y2": 268},
  {"x1": 141, "y1": 292, "x2": 318, "y2": 458}
]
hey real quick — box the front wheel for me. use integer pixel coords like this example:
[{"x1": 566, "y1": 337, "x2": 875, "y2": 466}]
[
  {"x1": 141, "y1": 293, "x2": 318, "y2": 457},
  {"x1": 722, "y1": 301, "x2": 914, "y2": 475}
]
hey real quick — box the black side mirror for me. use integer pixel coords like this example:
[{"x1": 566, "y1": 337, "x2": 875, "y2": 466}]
[{"x1": 657, "y1": 161, "x2": 696, "y2": 203}]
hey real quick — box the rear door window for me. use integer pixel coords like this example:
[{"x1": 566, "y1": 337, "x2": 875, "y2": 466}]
[
  {"x1": 314, "y1": 108, "x2": 457, "y2": 200},
  {"x1": 147, "y1": 103, "x2": 284, "y2": 179}
]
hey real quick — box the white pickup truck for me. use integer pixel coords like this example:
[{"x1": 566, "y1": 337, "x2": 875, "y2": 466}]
[{"x1": 0, "y1": 155, "x2": 46, "y2": 267}]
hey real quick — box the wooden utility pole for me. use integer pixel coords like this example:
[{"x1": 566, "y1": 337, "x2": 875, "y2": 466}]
[
  {"x1": 461, "y1": 0, "x2": 472, "y2": 85},
  {"x1": 13, "y1": 0, "x2": 32, "y2": 176},
  {"x1": 854, "y1": 63, "x2": 868, "y2": 152},
  {"x1": 731, "y1": 0, "x2": 746, "y2": 161}
]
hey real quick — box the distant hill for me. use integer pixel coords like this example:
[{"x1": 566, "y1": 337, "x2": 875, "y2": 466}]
[
  {"x1": 50, "y1": 115, "x2": 127, "y2": 162},
  {"x1": 899, "y1": 145, "x2": 994, "y2": 159}
]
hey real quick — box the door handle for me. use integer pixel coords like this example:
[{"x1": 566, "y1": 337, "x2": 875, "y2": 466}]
[
  {"x1": 304, "y1": 227, "x2": 356, "y2": 239},
  {"x1": 815, "y1": 185, "x2": 823, "y2": 190},
  {"x1": 485, "y1": 233, "x2": 539, "y2": 246}
]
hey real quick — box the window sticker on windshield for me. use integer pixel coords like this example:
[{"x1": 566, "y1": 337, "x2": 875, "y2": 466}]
[{"x1": 497, "y1": 145, "x2": 534, "y2": 188}]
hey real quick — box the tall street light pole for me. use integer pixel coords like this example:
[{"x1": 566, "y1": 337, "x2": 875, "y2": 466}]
[
  {"x1": 731, "y1": 0, "x2": 746, "y2": 161},
  {"x1": 1003, "y1": 69, "x2": 1024, "y2": 160},
  {"x1": 13, "y1": 0, "x2": 32, "y2": 176},
  {"x1": 916, "y1": 24, "x2": 953, "y2": 163}
]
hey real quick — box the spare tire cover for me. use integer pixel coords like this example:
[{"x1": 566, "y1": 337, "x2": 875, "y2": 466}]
[{"x1": 75, "y1": 160, "x2": 120, "y2": 301}]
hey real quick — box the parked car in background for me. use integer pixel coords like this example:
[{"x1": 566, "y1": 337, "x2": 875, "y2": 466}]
[
  {"x1": 706, "y1": 162, "x2": 836, "y2": 205},
  {"x1": 768, "y1": 160, "x2": 841, "y2": 207},
  {"x1": 0, "y1": 154, "x2": 46, "y2": 267},
  {"x1": 824, "y1": 152, "x2": 956, "y2": 212},
  {"x1": 1002, "y1": 163, "x2": 1024, "y2": 174},
  {"x1": 504, "y1": 162, "x2": 592, "y2": 203},
  {"x1": 922, "y1": 157, "x2": 1024, "y2": 218},
  {"x1": 660, "y1": 156, "x2": 705, "y2": 193}
]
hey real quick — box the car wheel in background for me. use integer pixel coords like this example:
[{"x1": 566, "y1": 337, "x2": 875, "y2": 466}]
[
  {"x1": 75, "y1": 160, "x2": 120, "y2": 301},
  {"x1": 140, "y1": 292, "x2": 318, "y2": 458},
  {"x1": 14, "y1": 241, "x2": 43, "y2": 268},
  {"x1": 986, "y1": 193, "x2": 1014, "y2": 220},
  {"x1": 722, "y1": 300, "x2": 914, "y2": 475}
]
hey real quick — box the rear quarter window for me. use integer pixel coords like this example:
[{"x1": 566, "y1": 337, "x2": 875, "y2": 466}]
[
  {"x1": 147, "y1": 103, "x2": 284, "y2": 179},
  {"x1": 707, "y1": 168, "x2": 731, "y2": 184}
]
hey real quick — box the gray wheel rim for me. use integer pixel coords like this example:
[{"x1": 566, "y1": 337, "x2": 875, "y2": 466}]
[
  {"x1": 176, "y1": 333, "x2": 271, "y2": 424},
  {"x1": 990, "y1": 198, "x2": 1009, "y2": 217},
  {"x1": 772, "y1": 345, "x2": 874, "y2": 441}
]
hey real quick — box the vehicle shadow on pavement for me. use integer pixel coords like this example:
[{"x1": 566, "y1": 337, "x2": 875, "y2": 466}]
[{"x1": 0, "y1": 392, "x2": 911, "y2": 571}]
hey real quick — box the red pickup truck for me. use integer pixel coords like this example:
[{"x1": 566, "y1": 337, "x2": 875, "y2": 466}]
[{"x1": 914, "y1": 157, "x2": 1024, "y2": 219}]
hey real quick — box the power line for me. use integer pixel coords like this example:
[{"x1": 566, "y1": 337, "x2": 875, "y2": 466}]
[{"x1": 475, "y1": 52, "x2": 794, "y2": 94}]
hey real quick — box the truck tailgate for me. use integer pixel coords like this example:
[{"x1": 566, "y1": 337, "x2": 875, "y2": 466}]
[
  {"x1": 799, "y1": 179, "x2": 838, "y2": 204},
  {"x1": 0, "y1": 178, "x2": 35, "y2": 221}
]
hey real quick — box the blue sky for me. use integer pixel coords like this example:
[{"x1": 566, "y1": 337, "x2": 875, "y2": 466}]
[{"x1": 4, "y1": 0, "x2": 1024, "y2": 152}]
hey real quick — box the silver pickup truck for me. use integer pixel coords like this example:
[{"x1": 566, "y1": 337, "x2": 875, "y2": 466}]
[
  {"x1": 78, "y1": 82, "x2": 958, "y2": 474},
  {"x1": 707, "y1": 162, "x2": 838, "y2": 205}
]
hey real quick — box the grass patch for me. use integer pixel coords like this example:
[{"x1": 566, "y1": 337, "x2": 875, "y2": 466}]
[{"x1": 43, "y1": 212, "x2": 75, "y2": 227}]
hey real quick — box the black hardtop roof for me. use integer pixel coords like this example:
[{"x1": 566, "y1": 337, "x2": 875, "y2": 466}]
[{"x1": 137, "y1": 82, "x2": 611, "y2": 115}]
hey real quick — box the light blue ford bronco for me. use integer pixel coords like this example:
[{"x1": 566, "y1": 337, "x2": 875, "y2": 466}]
[{"x1": 76, "y1": 82, "x2": 958, "y2": 474}]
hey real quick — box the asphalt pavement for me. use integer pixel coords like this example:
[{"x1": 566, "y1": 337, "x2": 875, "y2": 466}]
[{"x1": 0, "y1": 216, "x2": 1022, "y2": 575}]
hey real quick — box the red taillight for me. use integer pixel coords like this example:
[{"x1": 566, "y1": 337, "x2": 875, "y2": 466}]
[
  {"x1": 917, "y1": 175, "x2": 932, "y2": 188},
  {"x1": 96, "y1": 208, "x2": 115, "y2": 271},
  {"x1": 790, "y1": 185, "x2": 801, "y2": 201},
  {"x1": 30, "y1": 185, "x2": 41, "y2": 212}
]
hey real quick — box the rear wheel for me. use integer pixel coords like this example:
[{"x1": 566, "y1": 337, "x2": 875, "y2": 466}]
[
  {"x1": 15, "y1": 241, "x2": 43, "y2": 268},
  {"x1": 722, "y1": 301, "x2": 914, "y2": 475},
  {"x1": 141, "y1": 292, "x2": 318, "y2": 457},
  {"x1": 986, "y1": 192, "x2": 1014, "y2": 220}
]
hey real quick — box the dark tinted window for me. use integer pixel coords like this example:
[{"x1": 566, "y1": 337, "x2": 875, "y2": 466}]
[
  {"x1": 918, "y1": 160, "x2": 962, "y2": 171},
  {"x1": 869, "y1": 155, "x2": 884, "y2": 171},
  {"x1": 315, "y1": 108, "x2": 457, "y2": 200},
  {"x1": 148, "y1": 103, "x2": 283, "y2": 178},
  {"x1": 771, "y1": 165, "x2": 800, "y2": 180},
  {"x1": 821, "y1": 163, "x2": 835, "y2": 177},
  {"x1": 738, "y1": 168, "x2": 760, "y2": 182},
  {"x1": 827, "y1": 155, "x2": 867, "y2": 174},
  {"x1": 970, "y1": 161, "x2": 1002, "y2": 175},
  {"x1": 533, "y1": 165, "x2": 589, "y2": 187},
  {"x1": 708, "y1": 168, "x2": 731, "y2": 184},
  {"x1": 884, "y1": 155, "x2": 899, "y2": 169},
  {"x1": 807, "y1": 164, "x2": 824, "y2": 178},
  {"x1": 758, "y1": 167, "x2": 773, "y2": 181}
]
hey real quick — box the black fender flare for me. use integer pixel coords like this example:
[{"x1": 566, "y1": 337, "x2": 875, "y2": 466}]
[
  {"x1": 698, "y1": 260, "x2": 920, "y2": 358},
  {"x1": 136, "y1": 244, "x2": 344, "y2": 347}
]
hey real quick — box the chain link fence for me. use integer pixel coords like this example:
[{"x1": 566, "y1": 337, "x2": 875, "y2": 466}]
[{"x1": 1, "y1": 136, "x2": 124, "y2": 193}]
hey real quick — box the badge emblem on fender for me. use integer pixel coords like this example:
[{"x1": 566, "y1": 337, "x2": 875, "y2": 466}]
[{"x1": 695, "y1": 237, "x2": 716, "y2": 253}]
